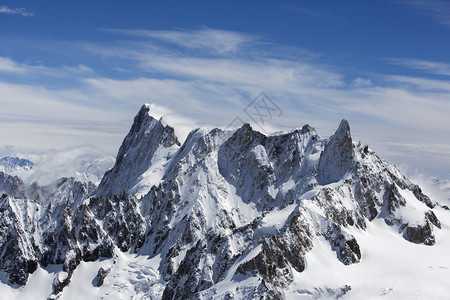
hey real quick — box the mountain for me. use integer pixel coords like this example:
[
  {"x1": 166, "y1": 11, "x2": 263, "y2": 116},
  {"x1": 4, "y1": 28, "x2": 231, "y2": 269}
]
[
  {"x1": 96, "y1": 104, "x2": 180, "y2": 197},
  {"x1": 0, "y1": 147, "x2": 115, "y2": 186},
  {"x1": 0, "y1": 157, "x2": 34, "y2": 174},
  {"x1": 0, "y1": 171, "x2": 26, "y2": 199},
  {"x1": 0, "y1": 103, "x2": 449, "y2": 299}
]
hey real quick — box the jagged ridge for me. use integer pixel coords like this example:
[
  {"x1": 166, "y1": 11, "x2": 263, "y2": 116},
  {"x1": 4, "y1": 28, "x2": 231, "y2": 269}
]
[{"x1": 0, "y1": 105, "x2": 444, "y2": 299}]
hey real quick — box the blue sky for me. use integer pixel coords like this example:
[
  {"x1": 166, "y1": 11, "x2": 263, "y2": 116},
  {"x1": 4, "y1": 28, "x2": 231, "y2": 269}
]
[{"x1": 0, "y1": 0, "x2": 449, "y2": 178}]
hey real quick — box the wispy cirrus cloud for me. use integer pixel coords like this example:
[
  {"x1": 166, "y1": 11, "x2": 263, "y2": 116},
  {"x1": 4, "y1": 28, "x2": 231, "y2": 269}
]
[
  {"x1": 103, "y1": 28, "x2": 260, "y2": 56},
  {"x1": 0, "y1": 56, "x2": 93, "y2": 81},
  {"x1": 397, "y1": 0, "x2": 450, "y2": 28},
  {"x1": 388, "y1": 75, "x2": 450, "y2": 91},
  {"x1": 0, "y1": 6, "x2": 34, "y2": 17},
  {"x1": 0, "y1": 28, "x2": 449, "y2": 177},
  {"x1": 386, "y1": 58, "x2": 450, "y2": 76}
]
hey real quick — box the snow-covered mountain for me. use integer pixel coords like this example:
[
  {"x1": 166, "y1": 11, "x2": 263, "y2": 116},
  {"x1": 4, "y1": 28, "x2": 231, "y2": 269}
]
[
  {"x1": 0, "y1": 157, "x2": 34, "y2": 174},
  {"x1": 0, "y1": 103, "x2": 449, "y2": 299},
  {"x1": 0, "y1": 147, "x2": 115, "y2": 186}
]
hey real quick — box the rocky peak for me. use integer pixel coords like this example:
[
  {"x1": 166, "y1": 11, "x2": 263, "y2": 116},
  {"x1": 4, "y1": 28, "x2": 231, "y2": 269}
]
[
  {"x1": 226, "y1": 123, "x2": 266, "y2": 151},
  {"x1": 116, "y1": 104, "x2": 181, "y2": 160},
  {"x1": 96, "y1": 104, "x2": 181, "y2": 197},
  {"x1": 0, "y1": 171, "x2": 26, "y2": 198},
  {"x1": 0, "y1": 106, "x2": 445, "y2": 299},
  {"x1": 317, "y1": 119, "x2": 355, "y2": 185},
  {"x1": 300, "y1": 124, "x2": 315, "y2": 135}
]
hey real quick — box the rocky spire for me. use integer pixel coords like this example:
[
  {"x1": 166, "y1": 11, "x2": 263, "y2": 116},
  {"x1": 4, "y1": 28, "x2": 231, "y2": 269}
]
[
  {"x1": 96, "y1": 104, "x2": 180, "y2": 197},
  {"x1": 317, "y1": 119, "x2": 355, "y2": 185}
]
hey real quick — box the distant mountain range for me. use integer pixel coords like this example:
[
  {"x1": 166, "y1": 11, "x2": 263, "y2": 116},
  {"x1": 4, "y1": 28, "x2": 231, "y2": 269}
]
[
  {"x1": 0, "y1": 104, "x2": 449, "y2": 299},
  {"x1": 0, "y1": 157, "x2": 34, "y2": 173},
  {"x1": 0, "y1": 148, "x2": 115, "y2": 186}
]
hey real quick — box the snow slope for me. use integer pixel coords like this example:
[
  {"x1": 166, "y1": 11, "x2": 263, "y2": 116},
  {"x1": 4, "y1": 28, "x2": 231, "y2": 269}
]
[
  {"x1": 288, "y1": 208, "x2": 450, "y2": 299},
  {"x1": 0, "y1": 104, "x2": 449, "y2": 299}
]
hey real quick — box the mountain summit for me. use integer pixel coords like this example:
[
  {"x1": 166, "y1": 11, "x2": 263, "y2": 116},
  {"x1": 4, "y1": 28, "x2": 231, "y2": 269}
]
[
  {"x1": 96, "y1": 104, "x2": 180, "y2": 197},
  {"x1": 0, "y1": 104, "x2": 448, "y2": 299}
]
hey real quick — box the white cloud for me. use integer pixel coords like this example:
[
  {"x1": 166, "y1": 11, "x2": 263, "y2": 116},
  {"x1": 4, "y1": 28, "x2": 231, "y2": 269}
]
[
  {"x1": 0, "y1": 145, "x2": 115, "y2": 185},
  {"x1": 103, "y1": 28, "x2": 260, "y2": 55},
  {"x1": 0, "y1": 57, "x2": 26, "y2": 73},
  {"x1": 0, "y1": 56, "x2": 93, "y2": 77},
  {"x1": 389, "y1": 75, "x2": 450, "y2": 91},
  {"x1": 136, "y1": 55, "x2": 343, "y2": 90},
  {"x1": 0, "y1": 6, "x2": 34, "y2": 17},
  {"x1": 387, "y1": 58, "x2": 450, "y2": 76},
  {"x1": 343, "y1": 86, "x2": 450, "y2": 130},
  {"x1": 0, "y1": 81, "x2": 130, "y2": 152},
  {"x1": 0, "y1": 28, "x2": 449, "y2": 178},
  {"x1": 408, "y1": 172, "x2": 450, "y2": 206},
  {"x1": 352, "y1": 77, "x2": 372, "y2": 87},
  {"x1": 61, "y1": 64, "x2": 94, "y2": 74},
  {"x1": 399, "y1": 0, "x2": 450, "y2": 28}
]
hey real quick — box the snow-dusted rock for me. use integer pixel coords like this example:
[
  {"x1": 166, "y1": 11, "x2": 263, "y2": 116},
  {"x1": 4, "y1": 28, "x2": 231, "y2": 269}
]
[
  {"x1": 317, "y1": 119, "x2": 355, "y2": 185},
  {"x1": 0, "y1": 157, "x2": 34, "y2": 174},
  {"x1": 0, "y1": 104, "x2": 446, "y2": 299},
  {"x1": 0, "y1": 171, "x2": 26, "y2": 198},
  {"x1": 0, "y1": 176, "x2": 97, "y2": 288},
  {"x1": 96, "y1": 104, "x2": 180, "y2": 197}
]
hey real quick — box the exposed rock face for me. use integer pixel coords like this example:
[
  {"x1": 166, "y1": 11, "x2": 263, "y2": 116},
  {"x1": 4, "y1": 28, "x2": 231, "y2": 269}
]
[
  {"x1": 0, "y1": 171, "x2": 26, "y2": 198},
  {"x1": 330, "y1": 232, "x2": 361, "y2": 265},
  {"x1": 0, "y1": 176, "x2": 97, "y2": 289},
  {"x1": 317, "y1": 119, "x2": 355, "y2": 185},
  {"x1": 94, "y1": 267, "x2": 112, "y2": 287},
  {"x1": 96, "y1": 104, "x2": 180, "y2": 197},
  {"x1": 0, "y1": 104, "x2": 443, "y2": 299}
]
